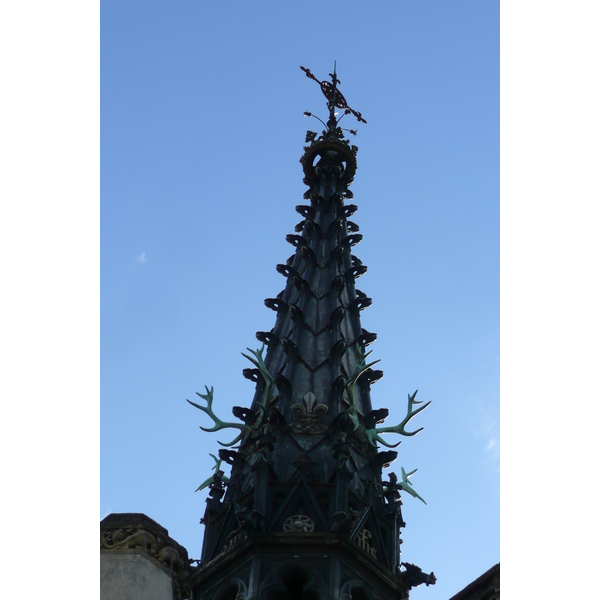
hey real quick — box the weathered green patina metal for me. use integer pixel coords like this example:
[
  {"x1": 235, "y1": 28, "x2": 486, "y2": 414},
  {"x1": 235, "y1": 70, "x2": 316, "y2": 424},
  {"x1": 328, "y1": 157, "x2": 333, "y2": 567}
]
[
  {"x1": 345, "y1": 343, "x2": 381, "y2": 430},
  {"x1": 186, "y1": 386, "x2": 247, "y2": 447},
  {"x1": 196, "y1": 454, "x2": 230, "y2": 492},
  {"x1": 365, "y1": 389, "x2": 431, "y2": 448},
  {"x1": 240, "y1": 344, "x2": 274, "y2": 414},
  {"x1": 399, "y1": 467, "x2": 427, "y2": 505},
  {"x1": 186, "y1": 344, "x2": 275, "y2": 447}
]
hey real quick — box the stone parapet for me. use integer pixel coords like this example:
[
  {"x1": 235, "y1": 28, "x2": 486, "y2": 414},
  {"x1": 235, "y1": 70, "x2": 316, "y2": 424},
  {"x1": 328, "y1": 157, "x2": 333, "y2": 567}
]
[{"x1": 100, "y1": 513, "x2": 192, "y2": 600}]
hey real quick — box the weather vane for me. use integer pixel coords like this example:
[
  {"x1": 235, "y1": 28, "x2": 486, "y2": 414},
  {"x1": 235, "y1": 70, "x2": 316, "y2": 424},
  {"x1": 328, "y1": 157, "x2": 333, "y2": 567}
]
[{"x1": 300, "y1": 62, "x2": 366, "y2": 134}]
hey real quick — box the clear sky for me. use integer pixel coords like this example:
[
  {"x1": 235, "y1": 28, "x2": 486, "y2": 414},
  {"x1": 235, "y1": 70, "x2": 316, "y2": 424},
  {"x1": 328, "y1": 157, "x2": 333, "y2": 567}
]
[{"x1": 101, "y1": 2, "x2": 499, "y2": 598}]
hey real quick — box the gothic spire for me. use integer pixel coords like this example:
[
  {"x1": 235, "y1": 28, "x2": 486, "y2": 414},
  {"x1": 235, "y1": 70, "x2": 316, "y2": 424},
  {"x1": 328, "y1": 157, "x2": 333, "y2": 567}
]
[{"x1": 187, "y1": 66, "x2": 435, "y2": 600}]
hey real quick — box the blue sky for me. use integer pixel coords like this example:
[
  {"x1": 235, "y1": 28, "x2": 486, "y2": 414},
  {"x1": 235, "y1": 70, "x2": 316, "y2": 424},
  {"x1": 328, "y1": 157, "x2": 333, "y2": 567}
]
[{"x1": 100, "y1": 3, "x2": 498, "y2": 598}]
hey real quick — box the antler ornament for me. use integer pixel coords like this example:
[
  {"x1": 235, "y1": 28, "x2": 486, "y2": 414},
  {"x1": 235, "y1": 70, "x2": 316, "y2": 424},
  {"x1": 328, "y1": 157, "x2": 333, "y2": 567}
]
[
  {"x1": 195, "y1": 453, "x2": 230, "y2": 492},
  {"x1": 240, "y1": 344, "x2": 274, "y2": 416},
  {"x1": 186, "y1": 386, "x2": 247, "y2": 447},
  {"x1": 187, "y1": 344, "x2": 275, "y2": 447},
  {"x1": 345, "y1": 343, "x2": 381, "y2": 430},
  {"x1": 399, "y1": 467, "x2": 427, "y2": 505},
  {"x1": 365, "y1": 389, "x2": 431, "y2": 448}
]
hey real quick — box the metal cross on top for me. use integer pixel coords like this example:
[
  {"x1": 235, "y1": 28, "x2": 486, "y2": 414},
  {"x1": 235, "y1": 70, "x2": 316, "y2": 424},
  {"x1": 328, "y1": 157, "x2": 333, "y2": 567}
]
[{"x1": 300, "y1": 62, "x2": 367, "y2": 131}]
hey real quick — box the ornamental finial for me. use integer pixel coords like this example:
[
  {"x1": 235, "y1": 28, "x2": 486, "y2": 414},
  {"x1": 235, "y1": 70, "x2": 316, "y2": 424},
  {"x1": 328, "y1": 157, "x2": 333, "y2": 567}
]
[{"x1": 300, "y1": 63, "x2": 366, "y2": 134}]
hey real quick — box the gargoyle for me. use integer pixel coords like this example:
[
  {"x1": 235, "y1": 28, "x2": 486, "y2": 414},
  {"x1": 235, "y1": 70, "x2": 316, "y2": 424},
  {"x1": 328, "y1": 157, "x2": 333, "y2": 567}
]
[
  {"x1": 332, "y1": 509, "x2": 361, "y2": 535},
  {"x1": 235, "y1": 508, "x2": 266, "y2": 535},
  {"x1": 400, "y1": 562, "x2": 436, "y2": 588},
  {"x1": 371, "y1": 450, "x2": 398, "y2": 470}
]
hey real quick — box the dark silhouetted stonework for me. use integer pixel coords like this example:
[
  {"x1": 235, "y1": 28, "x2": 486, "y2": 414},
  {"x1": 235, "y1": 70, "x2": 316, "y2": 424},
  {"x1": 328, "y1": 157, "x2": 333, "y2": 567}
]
[{"x1": 189, "y1": 112, "x2": 435, "y2": 600}]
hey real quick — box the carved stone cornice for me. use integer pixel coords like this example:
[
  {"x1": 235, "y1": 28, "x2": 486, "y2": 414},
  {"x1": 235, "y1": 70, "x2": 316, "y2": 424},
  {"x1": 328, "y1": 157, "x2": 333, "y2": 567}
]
[{"x1": 100, "y1": 513, "x2": 194, "y2": 600}]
